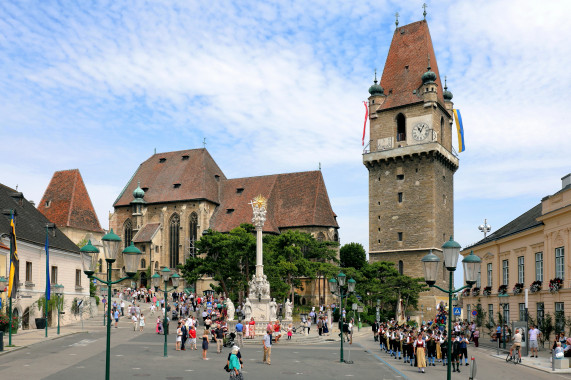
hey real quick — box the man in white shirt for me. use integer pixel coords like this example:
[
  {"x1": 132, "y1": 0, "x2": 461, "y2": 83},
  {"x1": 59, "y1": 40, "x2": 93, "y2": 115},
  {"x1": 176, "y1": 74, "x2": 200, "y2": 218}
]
[
  {"x1": 510, "y1": 328, "x2": 522, "y2": 360},
  {"x1": 528, "y1": 325, "x2": 541, "y2": 358}
]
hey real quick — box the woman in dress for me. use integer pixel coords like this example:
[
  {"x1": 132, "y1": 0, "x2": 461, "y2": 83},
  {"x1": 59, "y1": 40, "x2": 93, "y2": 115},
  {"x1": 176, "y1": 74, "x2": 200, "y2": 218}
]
[
  {"x1": 414, "y1": 333, "x2": 427, "y2": 373},
  {"x1": 249, "y1": 317, "x2": 256, "y2": 339},
  {"x1": 139, "y1": 313, "x2": 145, "y2": 332},
  {"x1": 176, "y1": 322, "x2": 182, "y2": 351},
  {"x1": 202, "y1": 329, "x2": 209, "y2": 360}
]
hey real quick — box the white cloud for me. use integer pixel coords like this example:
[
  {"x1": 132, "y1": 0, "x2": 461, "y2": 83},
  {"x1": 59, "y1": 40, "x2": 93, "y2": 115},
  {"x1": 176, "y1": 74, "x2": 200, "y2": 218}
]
[{"x1": 0, "y1": 0, "x2": 569, "y2": 260}]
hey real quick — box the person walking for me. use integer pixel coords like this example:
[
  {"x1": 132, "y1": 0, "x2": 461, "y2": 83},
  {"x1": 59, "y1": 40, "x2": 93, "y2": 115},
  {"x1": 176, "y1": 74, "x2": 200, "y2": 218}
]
[
  {"x1": 263, "y1": 329, "x2": 272, "y2": 365},
  {"x1": 114, "y1": 309, "x2": 120, "y2": 328},
  {"x1": 473, "y1": 327, "x2": 479, "y2": 347},
  {"x1": 414, "y1": 333, "x2": 427, "y2": 373},
  {"x1": 181, "y1": 319, "x2": 188, "y2": 351},
  {"x1": 139, "y1": 313, "x2": 145, "y2": 331},
  {"x1": 121, "y1": 300, "x2": 125, "y2": 316},
  {"x1": 188, "y1": 325, "x2": 197, "y2": 350},
  {"x1": 228, "y1": 346, "x2": 242, "y2": 379},
  {"x1": 202, "y1": 329, "x2": 209, "y2": 360},
  {"x1": 235, "y1": 320, "x2": 244, "y2": 348},
  {"x1": 132, "y1": 314, "x2": 138, "y2": 331},
  {"x1": 215, "y1": 323, "x2": 225, "y2": 353}
]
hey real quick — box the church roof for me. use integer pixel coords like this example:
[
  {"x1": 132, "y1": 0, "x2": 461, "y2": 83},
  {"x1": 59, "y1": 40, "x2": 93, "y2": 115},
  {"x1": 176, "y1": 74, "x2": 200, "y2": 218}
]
[
  {"x1": 114, "y1": 148, "x2": 226, "y2": 207},
  {"x1": 133, "y1": 223, "x2": 161, "y2": 243},
  {"x1": 38, "y1": 169, "x2": 103, "y2": 233},
  {"x1": 463, "y1": 203, "x2": 543, "y2": 251},
  {"x1": 378, "y1": 20, "x2": 445, "y2": 111},
  {"x1": 0, "y1": 184, "x2": 80, "y2": 253},
  {"x1": 210, "y1": 170, "x2": 339, "y2": 233}
]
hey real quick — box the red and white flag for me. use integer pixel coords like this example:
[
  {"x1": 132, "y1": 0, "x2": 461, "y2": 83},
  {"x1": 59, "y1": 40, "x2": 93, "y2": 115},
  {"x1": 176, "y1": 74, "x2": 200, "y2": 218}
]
[{"x1": 362, "y1": 101, "x2": 369, "y2": 146}]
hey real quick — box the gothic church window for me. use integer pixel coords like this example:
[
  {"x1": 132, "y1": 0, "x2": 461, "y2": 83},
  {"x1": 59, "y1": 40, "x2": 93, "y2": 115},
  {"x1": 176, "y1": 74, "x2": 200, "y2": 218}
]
[
  {"x1": 396, "y1": 113, "x2": 406, "y2": 141},
  {"x1": 189, "y1": 212, "x2": 198, "y2": 255},
  {"x1": 169, "y1": 214, "x2": 180, "y2": 268},
  {"x1": 124, "y1": 219, "x2": 133, "y2": 248},
  {"x1": 141, "y1": 259, "x2": 146, "y2": 268}
]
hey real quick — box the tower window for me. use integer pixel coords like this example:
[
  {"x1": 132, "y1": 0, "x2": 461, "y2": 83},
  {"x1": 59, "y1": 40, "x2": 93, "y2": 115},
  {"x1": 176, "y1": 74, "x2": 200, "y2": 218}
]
[
  {"x1": 398, "y1": 260, "x2": 404, "y2": 275},
  {"x1": 396, "y1": 174, "x2": 404, "y2": 180},
  {"x1": 440, "y1": 116, "x2": 444, "y2": 143},
  {"x1": 398, "y1": 192, "x2": 403, "y2": 203},
  {"x1": 398, "y1": 232, "x2": 403, "y2": 241},
  {"x1": 396, "y1": 113, "x2": 406, "y2": 141}
]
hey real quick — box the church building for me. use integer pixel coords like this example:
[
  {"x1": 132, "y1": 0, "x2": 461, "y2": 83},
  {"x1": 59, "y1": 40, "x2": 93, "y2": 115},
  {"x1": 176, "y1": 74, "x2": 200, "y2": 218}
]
[
  {"x1": 363, "y1": 19, "x2": 459, "y2": 320},
  {"x1": 107, "y1": 148, "x2": 339, "y2": 302}
]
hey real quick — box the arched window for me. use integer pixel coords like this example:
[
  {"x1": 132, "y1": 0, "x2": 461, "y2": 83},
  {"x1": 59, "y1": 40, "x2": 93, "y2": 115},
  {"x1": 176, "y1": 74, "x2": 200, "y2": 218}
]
[
  {"x1": 440, "y1": 116, "x2": 444, "y2": 143},
  {"x1": 124, "y1": 219, "x2": 133, "y2": 248},
  {"x1": 141, "y1": 259, "x2": 146, "y2": 269},
  {"x1": 189, "y1": 212, "x2": 198, "y2": 255},
  {"x1": 396, "y1": 113, "x2": 406, "y2": 142},
  {"x1": 169, "y1": 214, "x2": 180, "y2": 268},
  {"x1": 398, "y1": 260, "x2": 404, "y2": 275}
]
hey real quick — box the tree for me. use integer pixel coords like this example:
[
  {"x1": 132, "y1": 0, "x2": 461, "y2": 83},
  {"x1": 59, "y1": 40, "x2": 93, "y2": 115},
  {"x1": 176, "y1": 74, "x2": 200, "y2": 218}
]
[
  {"x1": 472, "y1": 301, "x2": 486, "y2": 328},
  {"x1": 339, "y1": 242, "x2": 366, "y2": 270}
]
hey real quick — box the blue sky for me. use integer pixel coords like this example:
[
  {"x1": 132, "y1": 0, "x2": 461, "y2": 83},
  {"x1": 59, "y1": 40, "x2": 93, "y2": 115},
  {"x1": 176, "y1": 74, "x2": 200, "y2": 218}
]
[{"x1": 1, "y1": 1, "x2": 570, "y2": 286}]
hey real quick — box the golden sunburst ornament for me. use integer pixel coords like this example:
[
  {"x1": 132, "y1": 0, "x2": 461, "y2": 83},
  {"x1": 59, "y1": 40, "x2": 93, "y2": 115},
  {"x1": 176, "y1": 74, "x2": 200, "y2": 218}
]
[{"x1": 252, "y1": 194, "x2": 267, "y2": 208}]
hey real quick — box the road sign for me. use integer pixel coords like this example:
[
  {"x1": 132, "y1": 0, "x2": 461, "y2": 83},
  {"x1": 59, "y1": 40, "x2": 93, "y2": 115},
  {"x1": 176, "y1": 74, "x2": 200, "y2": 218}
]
[
  {"x1": 453, "y1": 307, "x2": 462, "y2": 316},
  {"x1": 472, "y1": 310, "x2": 477, "y2": 316}
]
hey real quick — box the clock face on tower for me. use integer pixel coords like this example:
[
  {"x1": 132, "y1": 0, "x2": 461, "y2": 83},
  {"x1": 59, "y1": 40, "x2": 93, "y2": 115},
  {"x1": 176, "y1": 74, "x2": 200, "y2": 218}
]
[{"x1": 412, "y1": 122, "x2": 430, "y2": 141}]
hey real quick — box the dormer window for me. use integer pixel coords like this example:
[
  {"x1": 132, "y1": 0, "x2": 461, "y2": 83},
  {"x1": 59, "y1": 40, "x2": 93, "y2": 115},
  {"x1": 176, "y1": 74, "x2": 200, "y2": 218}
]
[
  {"x1": 182, "y1": 155, "x2": 189, "y2": 161},
  {"x1": 236, "y1": 188, "x2": 244, "y2": 194},
  {"x1": 214, "y1": 175, "x2": 220, "y2": 182},
  {"x1": 45, "y1": 200, "x2": 51, "y2": 207},
  {"x1": 226, "y1": 209, "x2": 234, "y2": 214},
  {"x1": 159, "y1": 158, "x2": 166, "y2": 163},
  {"x1": 173, "y1": 183, "x2": 181, "y2": 189},
  {"x1": 142, "y1": 187, "x2": 149, "y2": 192}
]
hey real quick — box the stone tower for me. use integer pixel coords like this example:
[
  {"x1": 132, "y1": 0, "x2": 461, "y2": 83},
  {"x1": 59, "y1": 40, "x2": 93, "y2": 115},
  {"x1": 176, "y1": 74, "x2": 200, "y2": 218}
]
[{"x1": 363, "y1": 20, "x2": 459, "y2": 317}]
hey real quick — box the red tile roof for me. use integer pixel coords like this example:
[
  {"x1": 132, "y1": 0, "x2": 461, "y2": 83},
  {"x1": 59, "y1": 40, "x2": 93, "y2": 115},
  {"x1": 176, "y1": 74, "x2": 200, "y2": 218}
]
[
  {"x1": 378, "y1": 20, "x2": 445, "y2": 110},
  {"x1": 133, "y1": 223, "x2": 161, "y2": 243},
  {"x1": 38, "y1": 169, "x2": 103, "y2": 233},
  {"x1": 114, "y1": 148, "x2": 225, "y2": 207},
  {"x1": 210, "y1": 170, "x2": 339, "y2": 233}
]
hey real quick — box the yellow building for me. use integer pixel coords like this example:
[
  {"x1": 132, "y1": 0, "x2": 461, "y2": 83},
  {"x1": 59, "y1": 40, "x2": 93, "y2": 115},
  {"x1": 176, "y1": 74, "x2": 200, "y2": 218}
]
[{"x1": 461, "y1": 174, "x2": 571, "y2": 332}]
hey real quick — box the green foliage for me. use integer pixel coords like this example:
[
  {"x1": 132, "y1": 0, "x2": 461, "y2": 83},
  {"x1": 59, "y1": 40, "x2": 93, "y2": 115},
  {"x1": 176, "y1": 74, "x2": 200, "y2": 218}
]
[
  {"x1": 354, "y1": 261, "x2": 428, "y2": 318},
  {"x1": 0, "y1": 312, "x2": 18, "y2": 333},
  {"x1": 539, "y1": 313, "x2": 553, "y2": 347},
  {"x1": 71, "y1": 298, "x2": 81, "y2": 316},
  {"x1": 36, "y1": 294, "x2": 64, "y2": 315},
  {"x1": 94, "y1": 295, "x2": 100, "y2": 306},
  {"x1": 77, "y1": 238, "x2": 88, "y2": 249},
  {"x1": 473, "y1": 301, "x2": 486, "y2": 327},
  {"x1": 89, "y1": 280, "x2": 96, "y2": 297},
  {"x1": 339, "y1": 242, "x2": 367, "y2": 270}
]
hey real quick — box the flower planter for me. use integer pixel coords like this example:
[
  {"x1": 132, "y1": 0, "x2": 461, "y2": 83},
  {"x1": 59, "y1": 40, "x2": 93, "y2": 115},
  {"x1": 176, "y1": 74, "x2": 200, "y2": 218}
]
[{"x1": 35, "y1": 318, "x2": 47, "y2": 330}]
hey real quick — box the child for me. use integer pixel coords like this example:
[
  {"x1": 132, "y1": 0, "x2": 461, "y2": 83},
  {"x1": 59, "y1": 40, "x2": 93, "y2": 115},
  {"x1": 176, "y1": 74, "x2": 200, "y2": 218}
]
[{"x1": 287, "y1": 323, "x2": 293, "y2": 340}]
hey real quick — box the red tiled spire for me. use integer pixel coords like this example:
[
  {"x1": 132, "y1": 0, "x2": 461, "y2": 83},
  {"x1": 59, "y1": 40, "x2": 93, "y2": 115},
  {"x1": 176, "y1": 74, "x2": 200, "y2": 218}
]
[
  {"x1": 378, "y1": 20, "x2": 445, "y2": 110},
  {"x1": 38, "y1": 169, "x2": 103, "y2": 233}
]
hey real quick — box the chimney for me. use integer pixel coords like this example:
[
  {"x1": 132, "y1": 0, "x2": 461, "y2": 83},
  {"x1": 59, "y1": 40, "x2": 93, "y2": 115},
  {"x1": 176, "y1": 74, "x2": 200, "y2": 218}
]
[{"x1": 562, "y1": 174, "x2": 571, "y2": 189}]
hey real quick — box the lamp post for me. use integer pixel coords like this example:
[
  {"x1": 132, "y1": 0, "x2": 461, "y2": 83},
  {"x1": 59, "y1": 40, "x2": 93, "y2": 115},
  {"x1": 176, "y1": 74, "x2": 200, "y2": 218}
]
[
  {"x1": 421, "y1": 239, "x2": 481, "y2": 380},
  {"x1": 80, "y1": 233, "x2": 141, "y2": 380},
  {"x1": 54, "y1": 284, "x2": 64, "y2": 335},
  {"x1": 329, "y1": 271, "x2": 356, "y2": 363},
  {"x1": 152, "y1": 268, "x2": 180, "y2": 357}
]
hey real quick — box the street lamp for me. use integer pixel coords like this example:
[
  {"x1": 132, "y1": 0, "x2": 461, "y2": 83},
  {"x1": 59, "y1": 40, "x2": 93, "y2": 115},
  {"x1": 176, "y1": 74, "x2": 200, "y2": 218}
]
[
  {"x1": 54, "y1": 284, "x2": 64, "y2": 335},
  {"x1": 43, "y1": 222, "x2": 55, "y2": 338},
  {"x1": 421, "y1": 240, "x2": 481, "y2": 380},
  {"x1": 81, "y1": 230, "x2": 141, "y2": 380},
  {"x1": 152, "y1": 267, "x2": 180, "y2": 357},
  {"x1": 329, "y1": 271, "x2": 356, "y2": 363}
]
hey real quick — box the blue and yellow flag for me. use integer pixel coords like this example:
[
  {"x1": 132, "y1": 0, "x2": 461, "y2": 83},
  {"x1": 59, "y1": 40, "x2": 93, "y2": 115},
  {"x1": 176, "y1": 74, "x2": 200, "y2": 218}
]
[
  {"x1": 45, "y1": 232, "x2": 50, "y2": 300},
  {"x1": 453, "y1": 109, "x2": 465, "y2": 153},
  {"x1": 8, "y1": 212, "x2": 19, "y2": 299}
]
